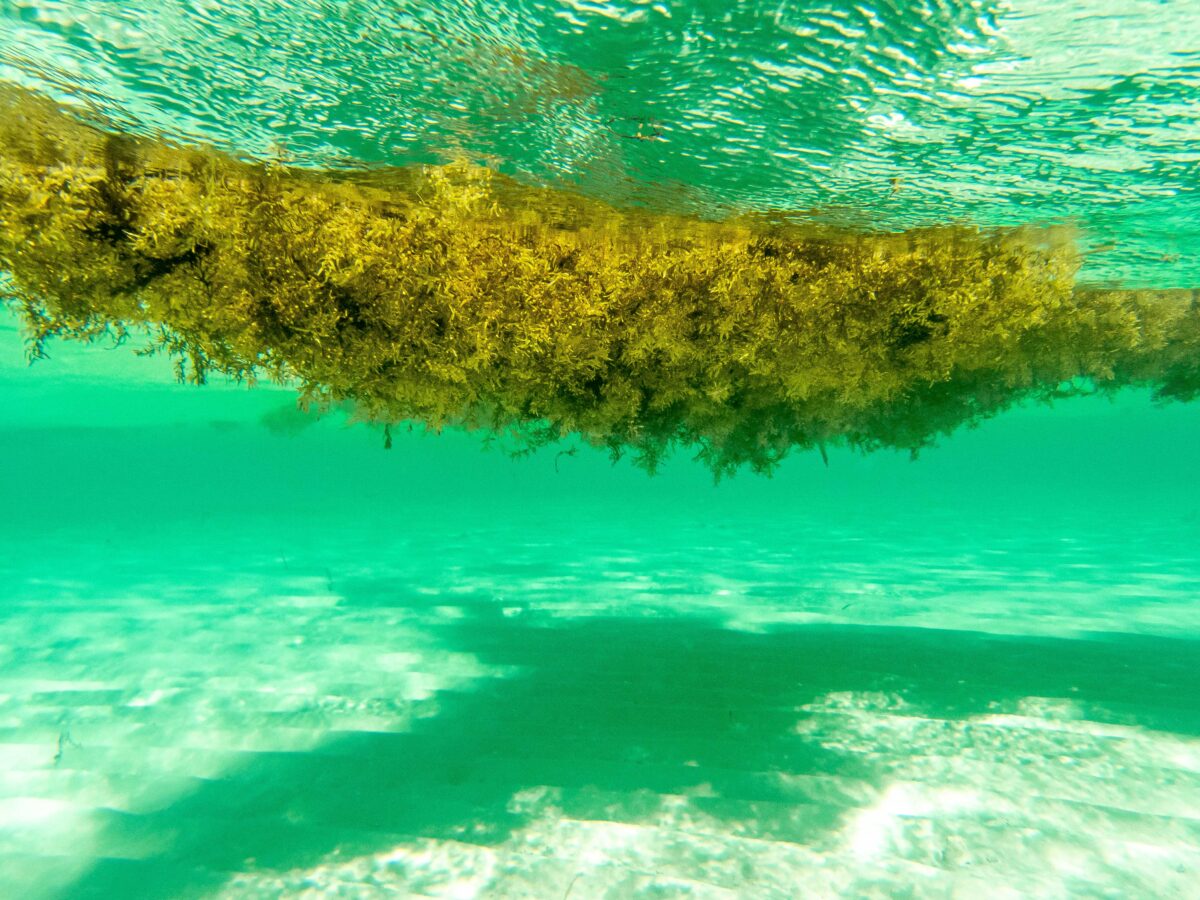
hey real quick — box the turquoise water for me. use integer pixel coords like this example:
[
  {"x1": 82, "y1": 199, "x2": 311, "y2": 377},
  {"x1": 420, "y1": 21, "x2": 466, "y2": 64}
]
[{"x1": 3, "y1": 2, "x2": 1200, "y2": 898}]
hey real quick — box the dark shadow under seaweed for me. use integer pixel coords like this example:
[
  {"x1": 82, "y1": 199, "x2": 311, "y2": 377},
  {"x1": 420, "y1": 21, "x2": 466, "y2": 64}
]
[{"x1": 63, "y1": 604, "x2": 1200, "y2": 898}]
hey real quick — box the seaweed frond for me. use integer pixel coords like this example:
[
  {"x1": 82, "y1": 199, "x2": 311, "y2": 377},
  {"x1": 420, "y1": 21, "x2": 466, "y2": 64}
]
[{"x1": 1, "y1": 85, "x2": 1196, "y2": 476}]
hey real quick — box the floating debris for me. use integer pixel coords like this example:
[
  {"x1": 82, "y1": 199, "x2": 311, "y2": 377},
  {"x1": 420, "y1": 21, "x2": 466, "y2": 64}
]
[{"x1": 1, "y1": 86, "x2": 1196, "y2": 476}]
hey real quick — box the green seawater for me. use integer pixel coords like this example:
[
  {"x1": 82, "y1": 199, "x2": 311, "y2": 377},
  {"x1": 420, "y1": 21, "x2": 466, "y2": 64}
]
[{"x1": 2, "y1": 1, "x2": 1200, "y2": 897}]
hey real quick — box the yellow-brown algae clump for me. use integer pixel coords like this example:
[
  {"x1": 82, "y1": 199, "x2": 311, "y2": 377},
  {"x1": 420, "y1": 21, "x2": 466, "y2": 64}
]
[{"x1": 1, "y1": 86, "x2": 1196, "y2": 475}]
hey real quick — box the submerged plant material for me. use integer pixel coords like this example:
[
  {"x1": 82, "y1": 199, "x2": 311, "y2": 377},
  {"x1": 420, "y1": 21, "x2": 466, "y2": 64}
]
[{"x1": 1, "y1": 87, "x2": 1197, "y2": 475}]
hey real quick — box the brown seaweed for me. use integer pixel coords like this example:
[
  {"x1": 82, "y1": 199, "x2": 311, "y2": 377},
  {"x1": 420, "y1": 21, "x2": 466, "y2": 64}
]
[{"x1": 1, "y1": 86, "x2": 1195, "y2": 476}]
